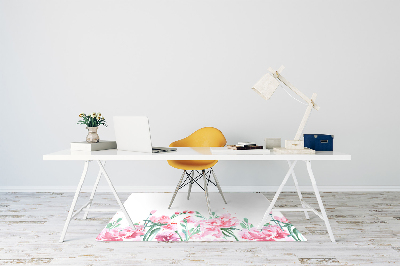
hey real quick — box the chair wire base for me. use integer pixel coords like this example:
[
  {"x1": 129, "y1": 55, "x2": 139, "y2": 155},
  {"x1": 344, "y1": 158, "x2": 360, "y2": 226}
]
[{"x1": 168, "y1": 168, "x2": 227, "y2": 214}]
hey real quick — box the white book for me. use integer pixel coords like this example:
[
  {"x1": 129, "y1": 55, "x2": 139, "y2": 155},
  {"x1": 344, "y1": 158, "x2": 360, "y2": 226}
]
[{"x1": 70, "y1": 140, "x2": 117, "y2": 151}]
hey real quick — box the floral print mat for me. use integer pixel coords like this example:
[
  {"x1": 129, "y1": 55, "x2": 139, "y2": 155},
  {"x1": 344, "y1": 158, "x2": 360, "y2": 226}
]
[{"x1": 96, "y1": 192, "x2": 306, "y2": 242}]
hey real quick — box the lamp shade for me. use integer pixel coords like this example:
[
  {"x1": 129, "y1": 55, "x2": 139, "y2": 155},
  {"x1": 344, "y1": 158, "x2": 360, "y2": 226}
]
[{"x1": 251, "y1": 73, "x2": 280, "y2": 101}]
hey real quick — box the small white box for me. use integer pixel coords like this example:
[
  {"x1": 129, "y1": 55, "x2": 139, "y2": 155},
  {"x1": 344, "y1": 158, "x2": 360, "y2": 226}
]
[
  {"x1": 71, "y1": 140, "x2": 117, "y2": 151},
  {"x1": 265, "y1": 138, "x2": 281, "y2": 149},
  {"x1": 285, "y1": 140, "x2": 304, "y2": 150}
]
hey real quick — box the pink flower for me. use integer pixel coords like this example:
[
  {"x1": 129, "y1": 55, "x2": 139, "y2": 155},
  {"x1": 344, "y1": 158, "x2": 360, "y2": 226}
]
[
  {"x1": 188, "y1": 211, "x2": 194, "y2": 214},
  {"x1": 206, "y1": 213, "x2": 239, "y2": 228},
  {"x1": 150, "y1": 215, "x2": 171, "y2": 224},
  {"x1": 196, "y1": 224, "x2": 224, "y2": 239},
  {"x1": 181, "y1": 216, "x2": 198, "y2": 224},
  {"x1": 239, "y1": 225, "x2": 289, "y2": 241},
  {"x1": 155, "y1": 230, "x2": 180, "y2": 242},
  {"x1": 274, "y1": 216, "x2": 289, "y2": 223},
  {"x1": 119, "y1": 226, "x2": 145, "y2": 240},
  {"x1": 96, "y1": 226, "x2": 146, "y2": 241},
  {"x1": 162, "y1": 223, "x2": 178, "y2": 231},
  {"x1": 96, "y1": 228, "x2": 123, "y2": 241},
  {"x1": 183, "y1": 210, "x2": 188, "y2": 214},
  {"x1": 194, "y1": 214, "x2": 239, "y2": 239},
  {"x1": 175, "y1": 212, "x2": 180, "y2": 215},
  {"x1": 150, "y1": 210, "x2": 157, "y2": 215}
]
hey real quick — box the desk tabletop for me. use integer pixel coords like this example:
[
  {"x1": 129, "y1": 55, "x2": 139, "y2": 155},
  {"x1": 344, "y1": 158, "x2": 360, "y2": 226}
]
[{"x1": 43, "y1": 147, "x2": 351, "y2": 161}]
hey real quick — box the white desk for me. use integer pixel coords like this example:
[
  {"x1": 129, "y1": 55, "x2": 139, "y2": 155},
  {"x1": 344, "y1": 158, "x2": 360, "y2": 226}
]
[{"x1": 43, "y1": 148, "x2": 351, "y2": 242}]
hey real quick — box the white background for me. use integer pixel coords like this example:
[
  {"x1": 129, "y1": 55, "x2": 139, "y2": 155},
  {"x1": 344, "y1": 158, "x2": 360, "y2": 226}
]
[{"x1": 1, "y1": 0, "x2": 399, "y2": 190}]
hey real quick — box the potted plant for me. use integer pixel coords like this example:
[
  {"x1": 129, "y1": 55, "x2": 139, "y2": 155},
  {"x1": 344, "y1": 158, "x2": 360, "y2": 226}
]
[{"x1": 77, "y1": 112, "x2": 107, "y2": 143}]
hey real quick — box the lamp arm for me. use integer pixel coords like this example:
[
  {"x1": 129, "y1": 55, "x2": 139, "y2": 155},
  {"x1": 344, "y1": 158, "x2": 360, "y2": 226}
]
[
  {"x1": 294, "y1": 93, "x2": 317, "y2": 140},
  {"x1": 273, "y1": 72, "x2": 320, "y2": 111}
]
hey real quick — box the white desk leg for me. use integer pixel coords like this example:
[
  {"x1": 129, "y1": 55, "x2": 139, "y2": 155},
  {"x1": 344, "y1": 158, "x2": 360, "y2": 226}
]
[
  {"x1": 97, "y1": 160, "x2": 135, "y2": 230},
  {"x1": 59, "y1": 160, "x2": 89, "y2": 242},
  {"x1": 83, "y1": 161, "x2": 106, "y2": 219},
  {"x1": 306, "y1": 160, "x2": 336, "y2": 242},
  {"x1": 288, "y1": 160, "x2": 310, "y2": 220},
  {"x1": 257, "y1": 160, "x2": 297, "y2": 229}
]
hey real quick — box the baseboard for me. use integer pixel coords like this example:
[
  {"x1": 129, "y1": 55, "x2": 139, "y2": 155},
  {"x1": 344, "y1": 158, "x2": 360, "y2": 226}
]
[{"x1": 1, "y1": 186, "x2": 400, "y2": 192}]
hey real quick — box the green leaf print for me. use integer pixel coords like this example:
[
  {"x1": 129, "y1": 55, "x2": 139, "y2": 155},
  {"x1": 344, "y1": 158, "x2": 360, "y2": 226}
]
[
  {"x1": 147, "y1": 228, "x2": 161, "y2": 241},
  {"x1": 143, "y1": 224, "x2": 157, "y2": 241}
]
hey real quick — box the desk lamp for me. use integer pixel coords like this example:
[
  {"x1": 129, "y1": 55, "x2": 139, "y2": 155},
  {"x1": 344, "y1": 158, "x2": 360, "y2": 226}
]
[{"x1": 252, "y1": 66, "x2": 319, "y2": 154}]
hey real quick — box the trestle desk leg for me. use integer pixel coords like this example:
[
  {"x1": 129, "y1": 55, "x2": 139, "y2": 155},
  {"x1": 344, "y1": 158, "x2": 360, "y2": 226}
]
[
  {"x1": 306, "y1": 160, "x2": 336, "y2": 242},
  {"x1": 59, "y1": 160, "x2": 89, "y2": 242},
  {"x1": 257, "y1": 160, "x2": 297, "y2": 229},
  {"x1": 83, "y1": 161, "x2": 106, "y2": 219},
  {"x1": 97, "y1": 160, "x2": 135, "y2": 230},
  {"x1": 288, "y1": 160, "x2": 310, "y2": 220}
]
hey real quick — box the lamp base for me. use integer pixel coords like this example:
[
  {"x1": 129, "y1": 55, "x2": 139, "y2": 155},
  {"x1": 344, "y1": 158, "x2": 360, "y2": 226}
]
[
  {"x1": 273, "y1": 147, "x2": 315, "y2": 154},
  {"x1": 285, "y1": 140, "x2": 304, "y2": 149}
]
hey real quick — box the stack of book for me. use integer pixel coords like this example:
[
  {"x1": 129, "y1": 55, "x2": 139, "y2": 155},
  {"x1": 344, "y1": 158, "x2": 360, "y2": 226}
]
[
  {"x1": 211, "y1": 142, "x2": 270, "y2": 155},
  {"x1": 227, "y1": 142, "x2": 263, "y2": 150},
  {"x1": 70, "y1": 140, "x2": 117, "y2": 151}
]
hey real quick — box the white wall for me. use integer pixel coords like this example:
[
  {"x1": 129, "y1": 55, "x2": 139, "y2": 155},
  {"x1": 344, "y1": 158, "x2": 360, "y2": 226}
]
[{"x1": 1, "y1": 0, "x2": 399, "y2": 190}]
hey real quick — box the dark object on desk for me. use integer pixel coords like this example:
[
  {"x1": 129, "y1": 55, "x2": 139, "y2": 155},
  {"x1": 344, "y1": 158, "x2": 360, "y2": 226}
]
[
  {"x1": 227, "y1": 145, "x2": 263, "y2": 150},
  {"x1": 304, "y1": 134, "x2": 334, "y2": 151},
  {"x1": 152, "y1": 147, "x2": 177, "y2": 153}
]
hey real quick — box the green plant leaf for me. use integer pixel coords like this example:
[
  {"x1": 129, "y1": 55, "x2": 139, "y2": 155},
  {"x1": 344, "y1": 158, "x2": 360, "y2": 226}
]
[
  {"x1": 244, "y1": 218, "x2": 248, "y2": 223},
  {"x1": 143, "y1": 224, "x2": 157, "y2": 241},
  {"x1": 147, "y1": 228, "x2": 161, "y2": 241},
  {"x1": 293, "y1": 228, "x2": 301, "y2": 241},
  {"x1": 175, "y1": 230, "x2": 183, "y2": 241},
  {"x1": 106, "y1": 222, "x2": 113, "y2": 229},
  {"x1": 182, "y1": 229, "x2": 188, "y2": 241}
]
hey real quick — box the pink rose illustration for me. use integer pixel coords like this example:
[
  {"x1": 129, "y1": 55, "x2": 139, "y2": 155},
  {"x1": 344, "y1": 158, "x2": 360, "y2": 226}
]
[
  {"x1": 96, "y1": 228, "x2": 123, "y2": 241},
  {"x1": 96, "y1": 225, "x2": 145, "y2": 241},
  {"x1": 194, "y1": 214, "x2": 239, "y2": 239},
  {"x1": 155, "y1": 230, "x2": 180, "y2": 242},
  {"x1": 273, "y1": 216, "x2": 289, "y2": 223},
  {"x1": 150, "y1": 215, "x2": 171, "y2": 224},
  {"x1": 239, "y1": 225, "x2": 289, "y2": 241},
  {"x1": 181, "y1": 216, "x2": 198, "y2": 224},
  {"x1": 162, "y1": 223, "x2": 178, "y2": 231},
  {"x1": 150, "y1": 210, "x2": 157, "y2": 215},
  {"x1": 206, "y1": 213, "x2": 239, "y2": 228},
  {"x1": 120, "y1": 226, "x2": 145, "y2": 240}
]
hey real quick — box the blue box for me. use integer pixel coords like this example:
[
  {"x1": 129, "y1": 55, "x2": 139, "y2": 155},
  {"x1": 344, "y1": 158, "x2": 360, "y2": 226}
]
[{"x1": 304, "y1": 134, "x2": 334, "y2": 151}]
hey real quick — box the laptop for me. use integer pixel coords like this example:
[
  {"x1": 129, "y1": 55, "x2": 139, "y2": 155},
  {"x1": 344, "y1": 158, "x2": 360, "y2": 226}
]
[{"x1": 113, "y1": 116, "x2": 177, "y2": 153}]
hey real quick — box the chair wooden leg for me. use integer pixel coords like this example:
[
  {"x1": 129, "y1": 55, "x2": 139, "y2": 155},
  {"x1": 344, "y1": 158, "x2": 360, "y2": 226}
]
[
  {"x1": 211, "y1": 168, "x2": 227, "y2": 204},
  {"x1": 203, "y1": 169, "x2": 212, "y2": 216},
  {"x1": 169, "y1": 170, "x2": 186, "y2": 209},
  {"x1": 187, "y1": 170, "x2": 194, "y2": 200}
]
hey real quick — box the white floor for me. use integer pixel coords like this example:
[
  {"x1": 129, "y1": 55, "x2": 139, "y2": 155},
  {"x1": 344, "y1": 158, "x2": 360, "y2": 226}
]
[{"x1": 0, "y1": 191, "x2": 399, "y2": 265}]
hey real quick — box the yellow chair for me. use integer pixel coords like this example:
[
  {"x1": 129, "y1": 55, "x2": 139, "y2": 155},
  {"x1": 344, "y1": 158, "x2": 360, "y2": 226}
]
[{"x1": 167, "y1": 127, "x2": 227, "y2": 215}]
